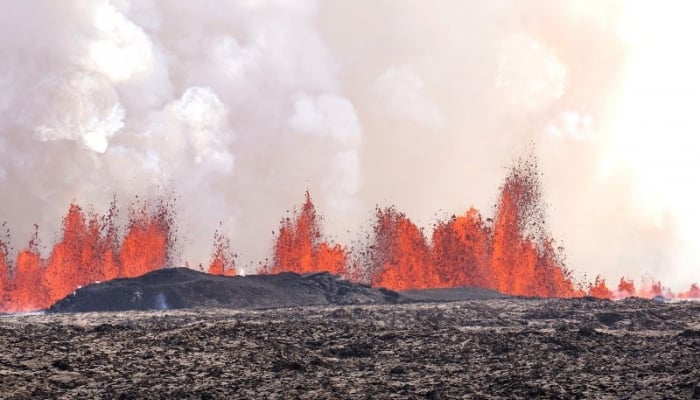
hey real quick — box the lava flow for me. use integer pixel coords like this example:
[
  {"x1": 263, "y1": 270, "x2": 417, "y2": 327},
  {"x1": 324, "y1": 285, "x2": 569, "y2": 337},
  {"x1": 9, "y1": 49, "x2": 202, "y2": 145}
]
[{"x1": 2, "y1": 158, "x2": 700, "y2": 312}]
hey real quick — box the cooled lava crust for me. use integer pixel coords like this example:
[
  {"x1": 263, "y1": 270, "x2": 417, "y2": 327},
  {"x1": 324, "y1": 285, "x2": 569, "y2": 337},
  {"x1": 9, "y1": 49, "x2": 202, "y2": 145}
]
[{"x1": 2, "y1": 297, "x2": 699, "y2": 398}]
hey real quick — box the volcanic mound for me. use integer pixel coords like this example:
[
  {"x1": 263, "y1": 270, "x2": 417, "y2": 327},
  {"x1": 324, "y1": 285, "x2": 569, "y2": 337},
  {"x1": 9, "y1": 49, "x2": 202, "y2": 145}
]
[
  {"x1": 47, "y1": 268, "x2": 512, "y2": 313},
  {"x1": 48, "y1": 268, "x2": 400, "y2": 313}
]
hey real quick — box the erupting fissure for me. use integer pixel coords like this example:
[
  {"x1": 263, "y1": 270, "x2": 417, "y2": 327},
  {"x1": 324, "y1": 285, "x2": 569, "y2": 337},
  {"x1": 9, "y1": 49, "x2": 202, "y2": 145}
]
[
  {"x1": 0, "y1": 198, "x2": 179, "y2": 312},
  {"x1": 1, "y1": 158, "x2": 699, "y2": 312},
  {"x1": 359, "y1": 157, "x2": 581, "y2": 297},
  {"x1": 259, "y1": 157, "x2": 699, "y2": 300}
]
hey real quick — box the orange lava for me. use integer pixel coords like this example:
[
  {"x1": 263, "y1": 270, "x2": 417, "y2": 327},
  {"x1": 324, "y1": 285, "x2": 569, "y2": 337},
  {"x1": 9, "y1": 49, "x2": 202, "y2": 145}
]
[
  {"x1": 261, "y1": 191, "x2": 348, "y2": 277},
  {"x1": 617, "y1": 277, "x2": 636, "y2": 298},
  {"x1": 0, "y1": 199, "x2": 175, "y2": 312},
  {"x1": 679, "y1": 283, "x2": 700, "y2": 299},
  {"x1": 588, "y1": 276, "x2": 614, "y2": 299},
  {"x1": 364, "y1": 158, "x2": 582, "y2": 297},
  {"x1": 637, "y1": 280, "x2": 663, "y2": 299},
  {"x1": 365, "y1": 206, "x2": 435, "y2": 291},
  {"x1": 431, "y1": 208, "x2": 490, "y2": 289},
  {"x1": 207, "y1": 229, "x2": 237, "y2": 276},
  {"x1": 2, "y1": 158, "x2": 700, "y2": 311}
]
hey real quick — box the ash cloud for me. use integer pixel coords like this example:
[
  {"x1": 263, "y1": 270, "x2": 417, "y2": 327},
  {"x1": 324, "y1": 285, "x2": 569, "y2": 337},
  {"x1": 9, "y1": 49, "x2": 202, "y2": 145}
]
[{"x1": 0, "y1": 0, "x2": 696, "y2": 288}]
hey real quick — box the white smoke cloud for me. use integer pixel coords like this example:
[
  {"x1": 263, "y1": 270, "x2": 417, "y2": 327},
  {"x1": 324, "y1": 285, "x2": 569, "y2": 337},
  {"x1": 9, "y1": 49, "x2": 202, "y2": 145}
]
[
  {"x1": 0, "y1": 0, "x2": 697, "y2": 289},
  {"x1": 88, "y1": 2, "x2": 154, "y2": 83},
  {"x1": 546, "y1": 111, "x2": 599, "y2": 142},
  {"x1": 370, "y1": 64, "x2": 445, "y2": 130},
  {"x1": 32, "y1": 73, "x2": 125, "y2": 153},
  {"x1": 496, "y1": 34, "x2": 568, "y2": 112},
  {"x1": 156, "y1": 86, "x2": 234, "y2": 171},
  {"x1": 289, "y1": 93, "x2": 361, "y2": 146}
]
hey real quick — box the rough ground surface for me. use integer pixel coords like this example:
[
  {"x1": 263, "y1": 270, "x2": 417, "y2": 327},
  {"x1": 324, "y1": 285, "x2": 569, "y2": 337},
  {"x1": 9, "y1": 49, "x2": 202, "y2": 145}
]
[
  {"x1": 400, "y1": 287, "x2": 508, "y2": 302},
  {"x1": 2, "y1": 298, "x2": 700, "y2": 399}
]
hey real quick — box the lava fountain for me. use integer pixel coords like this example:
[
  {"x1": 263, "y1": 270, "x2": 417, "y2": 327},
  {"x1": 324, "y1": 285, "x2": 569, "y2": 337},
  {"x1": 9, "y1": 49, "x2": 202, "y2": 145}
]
[
  {"x1": 1, "y1": 157, "x2": 699, "y2": 312},
  {"x1": 0, "y1": 198, "x2": 177, "y2": 312},
  {"x1": 260, "y1": 191, "x2": 348, "y2": 278},
  {"x1": 361, "y1": 156, "x2": 581, "y2": 297}
]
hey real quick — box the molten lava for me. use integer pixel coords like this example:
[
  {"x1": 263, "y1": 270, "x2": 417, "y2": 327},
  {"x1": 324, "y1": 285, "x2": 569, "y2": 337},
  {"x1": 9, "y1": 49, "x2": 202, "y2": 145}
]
[
  {"x1": 0, "y1": 199, "x2": 175, "y2": 312},
  {"x1": 488, "y1": 162, "x2": 580, "y2": 297},
  {"x1": 680, "y1": 283, "x2": 700, "y2": 299},
  {"x1": 431, "y1": 208, "x2": 490, "y2": 289},
  {"x1": 363, "y1": 158, "x2": 581, "y2": 297},
  {"x1": 617, "y1": 277, "x2": 636, "y2": 298},
  {"x1": 588, "y1": 276, "x2": 614, "y2": 299},
  {"x1": 366, "y1": 206, "x2": 435, "y2": 291},
  {"x1": 1, "y1": 157, "x2": 700, "y2": 312},
  {"x1": 207, "y1": 229, "x2": 237, "y2": 276},
  {"x1": 262, "y1": 191, "x2": 348, "y2": 277}
]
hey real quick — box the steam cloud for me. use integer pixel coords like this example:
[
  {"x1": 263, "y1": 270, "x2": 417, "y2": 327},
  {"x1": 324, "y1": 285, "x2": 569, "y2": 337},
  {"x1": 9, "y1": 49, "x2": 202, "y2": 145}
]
[{"x1": 0, "y1": 0, "x2": 697, "y2": 289}]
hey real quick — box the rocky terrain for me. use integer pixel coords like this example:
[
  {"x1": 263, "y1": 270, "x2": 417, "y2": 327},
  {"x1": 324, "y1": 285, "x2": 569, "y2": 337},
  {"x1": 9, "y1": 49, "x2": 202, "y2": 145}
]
[{"x1": 2, "y1": 297, "x2": 700, "y2": 399}]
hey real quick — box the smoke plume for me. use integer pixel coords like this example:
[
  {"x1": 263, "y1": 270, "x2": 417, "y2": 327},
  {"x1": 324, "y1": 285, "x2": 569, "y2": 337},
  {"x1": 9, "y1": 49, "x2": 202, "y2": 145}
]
[{"x1": 0, "y1": 0, "x2": 697, "y2": 289}]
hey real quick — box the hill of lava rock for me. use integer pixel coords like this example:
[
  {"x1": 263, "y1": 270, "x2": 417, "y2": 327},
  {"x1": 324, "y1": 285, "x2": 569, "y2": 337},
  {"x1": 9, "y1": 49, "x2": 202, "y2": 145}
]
[
  {"x1": 48, "y1": 268, "x2": 401, "y2": 313},
  {"x1": 47, "y1": 267, "x2": 510, "y2": 313}
]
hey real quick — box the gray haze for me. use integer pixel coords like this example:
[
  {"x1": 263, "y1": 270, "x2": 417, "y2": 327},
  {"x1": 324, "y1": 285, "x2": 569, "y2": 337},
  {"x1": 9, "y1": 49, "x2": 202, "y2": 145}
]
[{"x1": 1, "y1": 0, "x2": 697, "y2": 289}]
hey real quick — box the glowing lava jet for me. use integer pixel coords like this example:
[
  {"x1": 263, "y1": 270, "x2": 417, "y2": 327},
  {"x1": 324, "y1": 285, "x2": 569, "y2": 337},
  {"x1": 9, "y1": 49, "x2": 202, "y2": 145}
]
[
  {"x1": 207, "y1": 229, "x2": 237, "y2": 277},
  {"x1": 362, "y1": 157, "x2": 581, "y2": 297},
  {"x1": 261, "y1": 191, "x2": 348, "y2": 278},
  {"x1": 2, "y1": 158, "x2": 700, "y2": 312},
  {"x1": 0, "y1": 199, "x2": 176, "y2": 312}
]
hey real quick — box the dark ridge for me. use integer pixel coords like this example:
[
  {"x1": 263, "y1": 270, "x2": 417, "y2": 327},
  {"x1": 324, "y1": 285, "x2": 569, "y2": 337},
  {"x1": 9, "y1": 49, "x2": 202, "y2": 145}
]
[
  {"x1": 48, "y1": 268, "x2": 400, "y2": 313},
  {"x1": 47, "y1": 268, "x2": 512, "y2": 313}
]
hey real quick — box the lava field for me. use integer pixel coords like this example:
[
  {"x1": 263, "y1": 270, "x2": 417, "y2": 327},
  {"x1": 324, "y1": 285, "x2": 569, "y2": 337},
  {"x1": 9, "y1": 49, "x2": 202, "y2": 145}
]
[{"x1": 2, "y1": 297, "x2": 699, "y2": 399}]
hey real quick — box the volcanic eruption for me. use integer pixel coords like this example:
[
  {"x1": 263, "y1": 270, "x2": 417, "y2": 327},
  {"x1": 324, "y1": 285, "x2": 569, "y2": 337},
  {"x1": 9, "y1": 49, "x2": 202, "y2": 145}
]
[
  {"x1": 2, "y1": 1, "x2": 700, "y2": 313},
  {"x1": 0, "y1": 197, "x2": 177, "y2": 311},
  {"x1": 4, "y1": 2, "x2": 700, "y2": 399},
  {"x1": 2, "y1": 154, "x2": 697, "y2": 312}
]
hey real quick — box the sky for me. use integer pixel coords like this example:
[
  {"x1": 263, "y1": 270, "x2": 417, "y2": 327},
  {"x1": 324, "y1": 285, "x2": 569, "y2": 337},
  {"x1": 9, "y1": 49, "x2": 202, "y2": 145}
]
[{"x1": 0, "y1": 0, "x2": 698, "y2": 288}]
